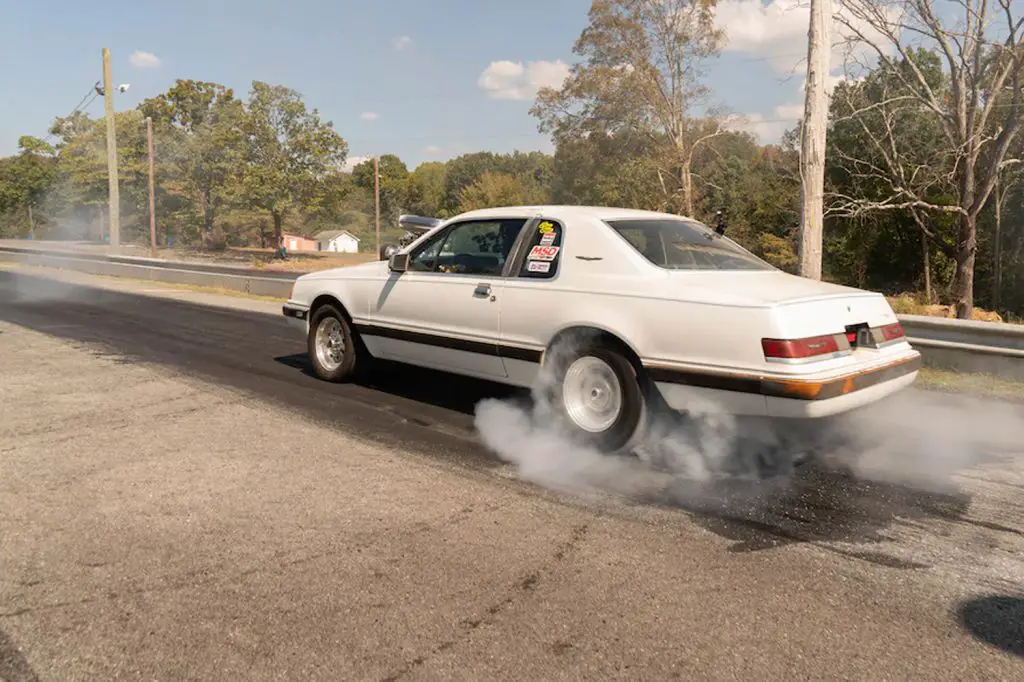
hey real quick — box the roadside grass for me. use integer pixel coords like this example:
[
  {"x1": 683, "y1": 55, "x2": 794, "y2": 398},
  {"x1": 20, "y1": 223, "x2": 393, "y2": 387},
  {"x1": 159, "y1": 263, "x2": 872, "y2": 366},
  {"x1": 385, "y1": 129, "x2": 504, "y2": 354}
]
[
  {"x1": 886, "y1": 291, "x2": 1018, "y2": 324},
  {"x1": 915, "y1": 366, "x2": 1024, "y2": 401}
]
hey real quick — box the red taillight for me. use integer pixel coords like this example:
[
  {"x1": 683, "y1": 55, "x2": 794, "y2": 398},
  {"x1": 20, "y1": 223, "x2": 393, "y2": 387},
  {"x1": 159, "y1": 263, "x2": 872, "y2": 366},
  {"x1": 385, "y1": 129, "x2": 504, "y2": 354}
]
[
  {"x1": 762, "y1": 334, "x2": 841, "y2": 359},
  {"x1": 879, "y1": 322, "x2": 905, "y2": 341},
  {"x1": 845, "y1": 331, "x2": 858, "y2": 345}
]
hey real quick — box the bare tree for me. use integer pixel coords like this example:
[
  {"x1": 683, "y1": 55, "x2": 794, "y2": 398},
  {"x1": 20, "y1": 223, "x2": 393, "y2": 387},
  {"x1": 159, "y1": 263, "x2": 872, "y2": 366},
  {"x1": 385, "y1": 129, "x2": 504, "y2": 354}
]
[
  {"x1": 531, "y1": 0, "x2": 726, "y2": 216},
  {"x1": 830, "y1": 0, "x2": 1024, "y2": 318}
]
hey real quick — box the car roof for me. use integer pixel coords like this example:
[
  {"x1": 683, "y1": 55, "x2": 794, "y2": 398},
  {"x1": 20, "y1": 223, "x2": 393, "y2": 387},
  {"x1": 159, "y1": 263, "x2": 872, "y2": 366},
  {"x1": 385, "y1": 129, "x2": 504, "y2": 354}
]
[{"x1": 451, "y1": 205, "x2": 703, "y2": 225}]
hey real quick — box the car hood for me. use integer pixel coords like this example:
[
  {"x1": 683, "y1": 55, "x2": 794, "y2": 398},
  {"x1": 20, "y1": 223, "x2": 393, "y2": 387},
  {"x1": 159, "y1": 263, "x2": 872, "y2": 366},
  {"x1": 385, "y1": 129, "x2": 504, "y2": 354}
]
[{"x1": 297, "y1": 260, "x2": 386, "y2": 280}]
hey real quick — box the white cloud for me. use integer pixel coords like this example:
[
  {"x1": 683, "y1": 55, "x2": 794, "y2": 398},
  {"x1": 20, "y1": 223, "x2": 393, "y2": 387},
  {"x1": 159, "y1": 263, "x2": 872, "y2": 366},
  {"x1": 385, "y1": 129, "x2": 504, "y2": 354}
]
[
  {"x1": 393, "y1": 36, "x2": 412, "y2": 50},
  {"x1": 360, "y1": 111, "x2": 379, "y2": 122},
  {"x1": 128, "y1": 50, "x2": 162, "y2": 69},
  {"x1": 724, "y1": 101, "x2": 804, "y2": 143},
  {"x1": 477, "y1": 59, "x2": 571, "y2": 101},
  {"x1": 422, "y1": 145, "x2": 443, "y2": 155},
  {"x1": 714, "y1": 0, "x2": 900, "y2": 75},
  {"x1": 341, "y1": 155, "x2": 372, "y2": 172}
]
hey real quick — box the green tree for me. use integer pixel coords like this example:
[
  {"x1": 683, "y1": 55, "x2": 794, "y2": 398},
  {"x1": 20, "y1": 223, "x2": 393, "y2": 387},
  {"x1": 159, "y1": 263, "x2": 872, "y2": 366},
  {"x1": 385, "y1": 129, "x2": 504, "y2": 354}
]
[
  {"x1": 457, "y1": 171, "x2": 549, "y2": 211},
  {"x1": 0, "y1": 136, "x2": 58, "y2": 237},
  {"x1": 237, "y1": 81, "x2": 349, "y2": 242},
  {"x1": 352, "y1": 154, "x2": 409, "y2": 225},
  {"x1": 406, "y1": 161, "x2": 448, "y2": 217},
  {"x1": 139, "y1": 80, "x2": 248, "y2": 242},
  {"x1": 532, "y1": 0, "x2": 725, "y2": 215},
  {"x1": 835, "y1": 0, "x2": 1024, "y2": 318}
]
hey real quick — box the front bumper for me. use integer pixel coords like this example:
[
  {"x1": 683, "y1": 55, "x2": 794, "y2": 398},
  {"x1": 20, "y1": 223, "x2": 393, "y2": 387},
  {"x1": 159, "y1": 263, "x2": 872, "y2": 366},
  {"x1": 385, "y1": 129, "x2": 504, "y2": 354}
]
[{"x1": 282, "y1": 302, "x2": 310, "y2": 332}]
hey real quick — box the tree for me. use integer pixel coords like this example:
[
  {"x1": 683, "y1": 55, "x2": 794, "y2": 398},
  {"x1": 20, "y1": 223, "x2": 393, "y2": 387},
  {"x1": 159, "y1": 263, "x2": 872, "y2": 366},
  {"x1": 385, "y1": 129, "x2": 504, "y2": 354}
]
[
  {"x1": 139, "y1": 80, "x2": 247, "y2": 240},
  {"x1": 237, "y1": 81, "x2": 348, "y2": 242},
  {"x1": 0, "y1": 137, "x2": 58, "y2": 236},
  {"x1": 457, "y1": 171, "x2": 549, "y2": 211},
  {"x1": 406, "y1": 161, "x2": 448, "y2": 217},
  {"x1": 352, "y1": 154, "x2": 409, "y2": 225},
  {"x1": 834, "y1": 0, "x2": 1024, "y2": 318},
  {"x1": 531, "y1": 0, "x2": 726, "y2": 215}
]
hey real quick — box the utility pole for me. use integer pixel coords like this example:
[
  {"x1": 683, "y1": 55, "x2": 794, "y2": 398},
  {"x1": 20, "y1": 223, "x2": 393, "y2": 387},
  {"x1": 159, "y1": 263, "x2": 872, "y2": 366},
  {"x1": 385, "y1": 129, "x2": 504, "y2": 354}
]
[
  {"x1": 374, "y1": 155, "x2": 381, "y2": 258},
  {"x1": 146, "y1": 116, "x2": 157, "y2": 258},
  {"x1": 102, "y1": 47, "x2": 120, "y2": 249},
  {"x1": 798, "y1": 0, "x2": 831, "y2": 280}
]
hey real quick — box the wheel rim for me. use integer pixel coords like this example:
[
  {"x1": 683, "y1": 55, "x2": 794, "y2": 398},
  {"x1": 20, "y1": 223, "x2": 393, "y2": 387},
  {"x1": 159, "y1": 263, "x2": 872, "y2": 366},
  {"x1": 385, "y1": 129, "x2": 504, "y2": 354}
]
[
  {"x1": 561, "y1": 355, "x2": 623, "y2": 433},
  {"x1": 314, "y1": 317, "x2": 346, "y2": 371}
]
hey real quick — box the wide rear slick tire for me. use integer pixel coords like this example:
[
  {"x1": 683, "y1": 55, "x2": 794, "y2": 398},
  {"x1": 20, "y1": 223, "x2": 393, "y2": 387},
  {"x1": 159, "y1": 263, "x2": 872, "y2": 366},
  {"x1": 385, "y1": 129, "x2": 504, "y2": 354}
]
[
  {"x1": 543, "y1": 340, "x2": 646, "y2": 454},
  {"x1": 307, "y1": 303, "x2": 364, "y2": 382}
]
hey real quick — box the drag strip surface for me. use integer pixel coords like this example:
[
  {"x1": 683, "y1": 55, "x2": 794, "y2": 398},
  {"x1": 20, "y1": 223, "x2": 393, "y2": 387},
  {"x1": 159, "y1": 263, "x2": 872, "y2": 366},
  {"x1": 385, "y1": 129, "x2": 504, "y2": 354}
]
[
  {"x1": 0, "y1": 268, "x2": 514, "y2": 469},
  {"x1": 2, "y1": 267, "x2": 1024, "y2": 678}
]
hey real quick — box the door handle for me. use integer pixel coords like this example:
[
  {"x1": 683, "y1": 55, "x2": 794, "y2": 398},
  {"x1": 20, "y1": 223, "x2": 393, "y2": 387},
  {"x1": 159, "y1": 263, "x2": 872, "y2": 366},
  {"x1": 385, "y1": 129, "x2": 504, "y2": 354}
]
[{"x1": 474, "y1": 283, "x2": 491, "y2": 296}]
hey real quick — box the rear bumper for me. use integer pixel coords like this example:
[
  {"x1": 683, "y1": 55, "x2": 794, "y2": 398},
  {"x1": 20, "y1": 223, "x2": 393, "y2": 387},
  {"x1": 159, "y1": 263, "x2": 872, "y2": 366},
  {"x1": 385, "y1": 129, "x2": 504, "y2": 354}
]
[{"x1": 649, "y1": 350, "x2": 922, "y2": 419}]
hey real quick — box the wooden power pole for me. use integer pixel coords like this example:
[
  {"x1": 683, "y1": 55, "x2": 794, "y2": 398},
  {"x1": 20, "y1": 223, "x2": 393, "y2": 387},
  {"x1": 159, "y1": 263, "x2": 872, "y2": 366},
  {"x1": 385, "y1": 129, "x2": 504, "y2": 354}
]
[
  {"x1": 374, "y1": 156, "x2": 381, "y2": 258},
  {"x1": 102, "y1": 47, "x2": 120, "y2": 248},
  {"x1": 798, "y1": 0, "x2": 831, "y2": 280},
  {"x1": 146, "y1": 116, "x2": 157, "y2": 257}
]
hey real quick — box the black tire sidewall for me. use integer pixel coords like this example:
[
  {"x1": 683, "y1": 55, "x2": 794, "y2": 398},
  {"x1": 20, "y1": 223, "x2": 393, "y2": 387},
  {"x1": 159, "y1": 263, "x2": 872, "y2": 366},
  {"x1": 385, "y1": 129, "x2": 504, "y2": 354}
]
[
  {"x1": 545, "y1": 343, "x2": 645, "y2": 453},
  {"x1": 307, "y1": 304, "x2": 358, "y2": 382}
]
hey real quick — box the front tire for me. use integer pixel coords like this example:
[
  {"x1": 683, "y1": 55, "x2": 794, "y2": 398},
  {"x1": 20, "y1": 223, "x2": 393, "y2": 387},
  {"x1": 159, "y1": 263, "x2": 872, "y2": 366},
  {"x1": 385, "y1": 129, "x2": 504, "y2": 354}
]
[
  {"x1": 544, "y1": 341, "x2": 646, "y2": 453},
  {"x1": 307, "y1": 303, "x2": 363, "y2": 382}
]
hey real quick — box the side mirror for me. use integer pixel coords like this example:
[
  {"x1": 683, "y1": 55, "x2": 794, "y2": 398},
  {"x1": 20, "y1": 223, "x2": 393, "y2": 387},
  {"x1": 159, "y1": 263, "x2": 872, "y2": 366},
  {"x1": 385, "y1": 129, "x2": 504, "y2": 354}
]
[
  {"x1": 388, "y1": 252, "x2": 409, "y2": 272},
  {"x1": 379, "y1": 243, "x2": 400, "y2": 260}
]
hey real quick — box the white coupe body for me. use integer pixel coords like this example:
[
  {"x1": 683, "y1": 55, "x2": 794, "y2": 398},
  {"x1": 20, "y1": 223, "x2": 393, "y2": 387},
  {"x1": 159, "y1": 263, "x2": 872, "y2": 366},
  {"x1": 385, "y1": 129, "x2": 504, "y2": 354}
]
[{"x1": 283, "y1": 205, "x2": 920, "y2": 438}]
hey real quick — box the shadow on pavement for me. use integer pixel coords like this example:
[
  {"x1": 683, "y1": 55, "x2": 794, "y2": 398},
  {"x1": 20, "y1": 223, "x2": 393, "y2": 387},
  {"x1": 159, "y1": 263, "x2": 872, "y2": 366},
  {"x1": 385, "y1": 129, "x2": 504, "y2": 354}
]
[
  {"x1": 0, "y1": 627, "x2": 39, "y2": 682},
  {"x1": 958, "y1": 593, "x2": 1024, "y2": 655},
  {"x1": 274, "y1": 352, "x2": 527, "y2": 416},
  {"x1": 956, "y1": 595, "x2": 1024, "y2": 658}
]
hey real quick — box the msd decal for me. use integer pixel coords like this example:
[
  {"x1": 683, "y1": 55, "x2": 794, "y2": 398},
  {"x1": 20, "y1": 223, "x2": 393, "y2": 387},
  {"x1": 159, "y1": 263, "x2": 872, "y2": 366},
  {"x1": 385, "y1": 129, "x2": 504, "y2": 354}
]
[{"x1": 527, "y1": 245, "x2": 559, "y2": 261}]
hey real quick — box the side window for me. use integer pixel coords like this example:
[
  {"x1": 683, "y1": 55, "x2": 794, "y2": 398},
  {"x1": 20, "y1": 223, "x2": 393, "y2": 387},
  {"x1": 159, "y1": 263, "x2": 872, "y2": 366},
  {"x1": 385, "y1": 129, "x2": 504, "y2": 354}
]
[
  {"x1": 408, "y1": 231, "x2": 448, "y2": 272},
  {"x1": 435, "y1": 218, "x2": 526, "y2": 276},
  {"x1": 517, "y1": 219, "x2": 563, "y2": 279}
]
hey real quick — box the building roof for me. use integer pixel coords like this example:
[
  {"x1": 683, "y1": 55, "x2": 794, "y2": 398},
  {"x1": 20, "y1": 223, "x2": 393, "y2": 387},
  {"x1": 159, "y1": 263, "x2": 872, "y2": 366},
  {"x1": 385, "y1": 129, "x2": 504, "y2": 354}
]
[{"x1": 313, "y1": 229, "x2": 360, "y2": 242}]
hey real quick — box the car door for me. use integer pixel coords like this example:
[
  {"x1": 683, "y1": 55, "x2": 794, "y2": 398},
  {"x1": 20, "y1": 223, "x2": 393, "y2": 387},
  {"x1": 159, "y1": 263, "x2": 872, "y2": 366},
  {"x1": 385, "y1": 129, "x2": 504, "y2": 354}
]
[{"x1": 362, "y1": 216, "x2": 530, "y2": 380}]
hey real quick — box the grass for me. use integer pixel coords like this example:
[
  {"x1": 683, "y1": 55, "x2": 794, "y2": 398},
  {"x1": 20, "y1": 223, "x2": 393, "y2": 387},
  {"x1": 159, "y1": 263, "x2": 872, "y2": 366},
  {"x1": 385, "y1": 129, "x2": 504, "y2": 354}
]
[
  {"x1": 886, "y1": 291, "x2": 1014, "y2": 324},
  {"x1": 915, "y1": 366, "x2": 1024, "y2": 401}
]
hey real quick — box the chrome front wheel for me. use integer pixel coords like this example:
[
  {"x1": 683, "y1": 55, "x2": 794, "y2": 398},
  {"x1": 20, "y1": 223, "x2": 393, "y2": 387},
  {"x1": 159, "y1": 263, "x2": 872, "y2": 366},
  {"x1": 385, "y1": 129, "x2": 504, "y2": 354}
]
[{"x1": 314, "y1": 316, "x2": 347, "y2": 372}]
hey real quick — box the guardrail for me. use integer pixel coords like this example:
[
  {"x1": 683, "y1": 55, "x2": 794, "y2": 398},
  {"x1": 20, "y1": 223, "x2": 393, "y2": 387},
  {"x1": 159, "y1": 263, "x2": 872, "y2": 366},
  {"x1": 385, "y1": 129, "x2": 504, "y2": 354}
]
[
  {"x1": 0, "y1": 245, "x2": 297, "y2": 298},
  {"x1": 1, "y1": 243, "x2": 1021, "y2": 378}
]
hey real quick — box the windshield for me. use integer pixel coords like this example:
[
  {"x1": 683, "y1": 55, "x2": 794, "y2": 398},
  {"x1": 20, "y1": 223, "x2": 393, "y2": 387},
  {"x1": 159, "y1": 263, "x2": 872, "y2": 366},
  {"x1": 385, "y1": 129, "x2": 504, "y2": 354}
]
[{"x1": 606, "y1": 218, "x2": 774, "y2": 271}]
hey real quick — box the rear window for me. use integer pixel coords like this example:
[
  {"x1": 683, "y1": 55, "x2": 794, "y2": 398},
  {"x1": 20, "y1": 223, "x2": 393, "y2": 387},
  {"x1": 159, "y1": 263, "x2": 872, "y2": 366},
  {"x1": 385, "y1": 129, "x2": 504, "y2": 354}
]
[{"x1": 606, "y1": 218, "x2": 774, "y2": 271}]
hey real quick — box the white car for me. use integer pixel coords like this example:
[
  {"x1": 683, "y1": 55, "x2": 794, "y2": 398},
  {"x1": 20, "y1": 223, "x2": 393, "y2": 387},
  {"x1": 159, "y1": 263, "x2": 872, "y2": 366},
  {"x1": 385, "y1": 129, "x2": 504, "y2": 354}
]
[{"x1": 283, "y1": 206, "x2": 921, "y2": 452}]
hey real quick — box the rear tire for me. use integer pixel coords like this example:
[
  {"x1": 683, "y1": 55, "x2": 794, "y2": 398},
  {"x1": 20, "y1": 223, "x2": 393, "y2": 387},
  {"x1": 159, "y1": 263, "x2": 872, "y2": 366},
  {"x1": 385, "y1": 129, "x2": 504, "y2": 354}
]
[
  {"x1": 543, "y1": 340, "x2": 645, "y2": 453},
  {"x1": 307, "y1": 303, "x2": 364, "y2": 382}
]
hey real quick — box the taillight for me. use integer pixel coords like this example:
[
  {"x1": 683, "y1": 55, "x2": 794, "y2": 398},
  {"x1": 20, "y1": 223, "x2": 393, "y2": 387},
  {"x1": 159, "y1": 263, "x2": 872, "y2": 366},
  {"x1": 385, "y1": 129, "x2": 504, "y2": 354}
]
[
  {"x1": 879, "y1": 322, "x2": 904, "y2": 341},
  {"x1": 762, "y1": 334, "x2": 842, "y2": 360}
]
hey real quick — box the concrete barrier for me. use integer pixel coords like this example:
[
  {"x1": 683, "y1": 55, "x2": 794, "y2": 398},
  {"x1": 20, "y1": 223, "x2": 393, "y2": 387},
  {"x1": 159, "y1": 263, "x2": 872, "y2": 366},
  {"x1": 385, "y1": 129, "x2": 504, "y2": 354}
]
[{"x1": 2, "y1": 244, "x2": 1021, "y2": 378}]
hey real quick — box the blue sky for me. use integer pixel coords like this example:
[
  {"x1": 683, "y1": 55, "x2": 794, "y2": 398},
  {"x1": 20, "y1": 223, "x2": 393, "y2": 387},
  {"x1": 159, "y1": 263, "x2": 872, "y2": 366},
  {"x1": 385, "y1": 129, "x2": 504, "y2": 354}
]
[{"x1": 0, "y1": 1, "x2": 847, "y2": 167}]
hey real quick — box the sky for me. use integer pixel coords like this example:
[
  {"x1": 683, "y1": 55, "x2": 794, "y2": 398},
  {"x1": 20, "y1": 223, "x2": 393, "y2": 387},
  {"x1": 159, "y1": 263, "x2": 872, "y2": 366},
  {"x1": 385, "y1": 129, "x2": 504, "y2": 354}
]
[{"x1": 0, "y1": 0, "x2": 881, "y2": 168}]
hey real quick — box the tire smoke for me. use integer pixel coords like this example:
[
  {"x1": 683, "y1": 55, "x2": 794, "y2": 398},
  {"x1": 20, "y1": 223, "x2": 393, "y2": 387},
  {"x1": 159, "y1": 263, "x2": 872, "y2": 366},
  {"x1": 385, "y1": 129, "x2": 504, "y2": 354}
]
[{"x1": 473, "y1": 333, "x2": 1024, "y2": 507}]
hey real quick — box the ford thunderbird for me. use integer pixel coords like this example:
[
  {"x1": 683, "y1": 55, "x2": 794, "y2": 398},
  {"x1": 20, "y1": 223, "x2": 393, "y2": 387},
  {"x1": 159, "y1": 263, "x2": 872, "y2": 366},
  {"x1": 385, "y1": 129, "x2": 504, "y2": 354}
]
[{"x1": 283, "y1": 206, "x2": 921, "y2": 452}]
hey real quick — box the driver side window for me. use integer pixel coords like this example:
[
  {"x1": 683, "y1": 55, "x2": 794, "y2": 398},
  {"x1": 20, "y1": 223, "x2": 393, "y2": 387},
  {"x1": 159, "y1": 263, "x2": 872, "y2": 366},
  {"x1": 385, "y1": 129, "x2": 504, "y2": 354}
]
[{"x1": 408, "y1": 218, "x2": 526, "y2": 276}]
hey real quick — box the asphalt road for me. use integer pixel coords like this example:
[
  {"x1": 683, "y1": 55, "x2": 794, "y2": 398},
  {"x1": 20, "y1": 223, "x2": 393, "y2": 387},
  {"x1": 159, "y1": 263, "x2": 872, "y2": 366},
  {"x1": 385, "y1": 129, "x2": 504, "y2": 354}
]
[{"x1": 1, "y1": 266, "x2": 1023, "y2": 680}]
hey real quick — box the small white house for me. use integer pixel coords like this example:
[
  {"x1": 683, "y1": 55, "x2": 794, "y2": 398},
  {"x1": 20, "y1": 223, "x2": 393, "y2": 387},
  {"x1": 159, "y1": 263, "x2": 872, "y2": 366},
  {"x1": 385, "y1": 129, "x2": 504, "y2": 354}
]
[{"x1": 314, "y1": 230, "x2": 360, "y2": 254}]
